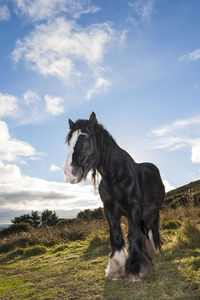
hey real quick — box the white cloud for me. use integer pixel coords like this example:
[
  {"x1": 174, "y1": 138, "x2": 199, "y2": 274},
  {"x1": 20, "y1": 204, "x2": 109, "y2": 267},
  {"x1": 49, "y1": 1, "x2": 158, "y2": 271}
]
[
  {"x1": 12, "y1": 18, "x2": 114, "y2": 87},
  {"x1": 45, "y1": 95, "x2": 64, "y2": 115},
  {"x1": 0, "y1": 172, "x2": 100, "y2": 212},
  {"x1": 0, "y1": 128, "x2": 100, "y2": 219},
  {"x1": 179, "y1": 49, "x2": 200, "y2": 62},
  {"x1": 0, "y1": 92, "x2": 18, "y2": 117},
  {"x1": 191, "y1": 141, "x2": 200, "y2": 163},
  {"x1": 23, "y1": 89, "x2": 41, "y2": 104},
  {"x1": 162, "y1": 178, "x2": 175, "y2": 192},
  {"x1": 152, "y1": 116, "x2": 200, "y2": 137},
  {"x1": 128, "y1": 0, "x2": 155, "y2": 23},
  {"x1": 49, "y1": 164, "x2": 61, "y2": 172},
  {"x1": 86, "y1": 76, "x2": 110, "y2": 100},
  {"x1": 15, "y1": 0, "x2": 100, "y2": 22},
  {"x1": 0, "y1": 161, "x2": 21, "y2": 182},
  {"x1": 0, "y1": 5, "x2": 10, "y2": 21},
  {"x1": 150, "y1": 115, "x2": 200, "y2": 164},
  {"x1": 0, "y1": 120, "x2": 37, "y2": 162}
]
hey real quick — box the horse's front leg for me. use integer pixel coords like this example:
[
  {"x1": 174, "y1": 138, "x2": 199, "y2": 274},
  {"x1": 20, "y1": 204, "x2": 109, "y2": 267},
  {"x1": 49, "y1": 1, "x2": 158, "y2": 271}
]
[
  {"x1": 126, "y1": 203, "x2": 154, "y2": 282},
  {"x1": 104, "y1": 206, "x2": 127, "y2": 280}
]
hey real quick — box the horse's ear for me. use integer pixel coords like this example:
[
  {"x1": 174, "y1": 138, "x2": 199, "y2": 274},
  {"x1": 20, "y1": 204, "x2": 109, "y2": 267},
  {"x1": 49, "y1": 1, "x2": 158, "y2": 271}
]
[
  {"x1": 68, "y1": 119, "x2": 74, "y2": 129},
  {"x1": 89, "y1": 112, "x2": 97, "y2": 127}
]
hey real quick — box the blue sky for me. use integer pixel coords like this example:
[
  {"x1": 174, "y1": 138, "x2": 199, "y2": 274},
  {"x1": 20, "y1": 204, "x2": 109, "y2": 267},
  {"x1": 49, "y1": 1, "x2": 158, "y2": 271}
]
[{"x1": 0, "y1": 0, "x2": 200, "y2": 224}]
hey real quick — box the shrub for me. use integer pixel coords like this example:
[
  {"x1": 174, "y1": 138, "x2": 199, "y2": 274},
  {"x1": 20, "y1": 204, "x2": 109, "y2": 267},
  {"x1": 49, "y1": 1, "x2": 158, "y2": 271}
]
[
  {"x1": 11, "y1": 214, "x2": 33, "y2": 226},
  {"x1": 77, "y1": 207, "x2": 104, "y2": 221},
  {"x1": 162, "y1": 219, "x2": 182, "y2": 230},
  {"x1": 41, "y1": 210, "x2": 58, "y2": 226},
  {"x1": 0, "y1": 243, "x2": 15, "y2": 254},
  {"x1": 0, "y1": 236, "x2": 31, "y2": 254},
  {"x1": 67, "y1": 229, "x2": 86, "y2": 241},
  {"x1": 53, "y1": 244, "x2": 68, "y2": 253},
  {"x1": 23, "y1": 246, "x2": 47, "y2": 258},
  {"x1": 6, "y1": 249, "x2": 24, "y2": 260},
  {"x1": 0, "y1": 223, "x2": 33, "y2": 238},
  {"x1": 56, "y1": 218, "x2": 79, "y2": 227}
]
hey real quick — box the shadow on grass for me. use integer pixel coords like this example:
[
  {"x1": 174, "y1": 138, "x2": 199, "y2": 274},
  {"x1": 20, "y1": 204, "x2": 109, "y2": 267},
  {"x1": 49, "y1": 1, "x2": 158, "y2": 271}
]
[
  {"x1": 82, "y1": 234, "x2": 110, "y2": 261},
  {"x1": 0, "y1": 246, "x2": 47, "y2": 265},
  {"x1": 103, "y1": 223, "x2": 200, "y2": 300},
  {"x1": 103, "y1": 255, "x2": 200, "y2": 299}
]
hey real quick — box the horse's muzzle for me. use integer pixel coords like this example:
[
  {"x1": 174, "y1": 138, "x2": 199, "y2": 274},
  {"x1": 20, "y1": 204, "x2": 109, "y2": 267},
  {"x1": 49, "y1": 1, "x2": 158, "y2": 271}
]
[{"x1": 64, "y1": 163, "x2": 79, "y2": 184}]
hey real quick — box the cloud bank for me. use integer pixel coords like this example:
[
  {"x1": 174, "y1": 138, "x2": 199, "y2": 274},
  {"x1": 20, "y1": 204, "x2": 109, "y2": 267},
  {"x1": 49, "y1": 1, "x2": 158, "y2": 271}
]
[
  {"x1": 15, "y1": 0, "x2": 100, "y2": 22},
  {"x1": 0, "y1": 5, "x2": 10, "y2": 21},
  {"x1": 0, "y1": 119, "x2": 100, "y2": 223},
  {"x1": 12, "y1": 17, "x2": 114, "y2": 99},
  {"x1": 150, "y1": 115, "x2": 200, "y2": 163}
]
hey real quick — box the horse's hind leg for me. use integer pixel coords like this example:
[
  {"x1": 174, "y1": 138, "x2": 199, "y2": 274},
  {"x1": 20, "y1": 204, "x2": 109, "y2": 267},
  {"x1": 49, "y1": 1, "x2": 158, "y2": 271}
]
[
  {"x1": 144, "y1": 210, "x2": 161, "y2": 253},
  {"x1": 104, "y1": 206, "x2": 127, "y2": 280},
  {"x1": 150, "y1": 214, "x2": 161, "y2": 250},
  {"x1": 126, "y1": 206, "x2": 154, "y2": 282}
]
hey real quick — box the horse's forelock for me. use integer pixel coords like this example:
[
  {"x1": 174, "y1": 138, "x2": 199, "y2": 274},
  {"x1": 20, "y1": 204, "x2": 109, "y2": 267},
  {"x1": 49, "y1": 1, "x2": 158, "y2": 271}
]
[{"x1": 66, "y1": 119, "x2": 94, "y2": 143}]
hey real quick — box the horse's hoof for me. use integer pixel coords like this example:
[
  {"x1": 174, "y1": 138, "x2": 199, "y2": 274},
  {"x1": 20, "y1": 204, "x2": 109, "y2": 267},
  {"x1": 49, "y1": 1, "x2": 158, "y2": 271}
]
[
  {"x1": 128, "y1": 274, "x2": 141, "y2": 283},
  {"x1": 111, "y1": 275, "x2": 122, "y2": 281},
  {"x1": 127, "y1": 265, "x2": 154, "y2": 283},
  {"x1": 139, "y1": 265, "x2": 154, "y2": 279}
]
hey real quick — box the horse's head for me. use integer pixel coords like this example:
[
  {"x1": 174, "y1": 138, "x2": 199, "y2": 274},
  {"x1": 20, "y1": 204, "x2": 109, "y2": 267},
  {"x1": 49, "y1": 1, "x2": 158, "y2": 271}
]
[{"x1": 64, "y1": 112, "x2": 98, "y2": 184}]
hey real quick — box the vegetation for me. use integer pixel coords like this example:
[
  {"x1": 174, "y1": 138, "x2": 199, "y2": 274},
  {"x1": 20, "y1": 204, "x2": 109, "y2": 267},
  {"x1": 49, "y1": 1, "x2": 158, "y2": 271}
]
[
  {"x1": 165, "y1": 179, "x2": 200, "y2": 208},
  {"x1": 77, "y1": 207, "x2": 104, "y2": 220},
  {"x1": 11, "y1": 210, "x2": 59, "y2": 228},
  {"x1": 0, "y1": 182, "x2": 200, "y2": 299},
  {"x1": 0, "y1": 223, "x2": 33, "y2": 239}
]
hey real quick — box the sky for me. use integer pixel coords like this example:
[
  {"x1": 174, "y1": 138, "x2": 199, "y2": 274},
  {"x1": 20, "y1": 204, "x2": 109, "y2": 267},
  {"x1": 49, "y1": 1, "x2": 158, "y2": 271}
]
[{"x1": 0, "y1": 0, "x2": 200, "y2": 224}]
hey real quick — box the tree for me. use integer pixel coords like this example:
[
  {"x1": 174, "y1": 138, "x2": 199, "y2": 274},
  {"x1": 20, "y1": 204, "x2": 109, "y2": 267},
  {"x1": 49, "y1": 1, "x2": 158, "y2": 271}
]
[
  {"x1": 41, "y1": 209, "x2": 58, "y2": 226},
  {"x1": 11, "y1": 214, "x2": 32, "y2": 226},
  {"x1": 77, "y1": 209, "x2": 92, "y2": 220},
  {"x1": 11, "y1": 210, "x2": 59, "y2": 228},
  {"x1": 31, "y1": 211, "x2": 41, "y2": 228},
  {"x1": 77, "y1": 207, "x2": 104, "y2": 220}
]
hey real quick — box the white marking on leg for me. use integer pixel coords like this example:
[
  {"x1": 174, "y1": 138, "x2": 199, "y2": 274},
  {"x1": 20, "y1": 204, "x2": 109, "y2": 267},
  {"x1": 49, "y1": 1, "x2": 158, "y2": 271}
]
[
  {"x1": 106, "y1": 247, "x2": 127, "y2": 280},
  {"x1": 148, "y1": 230, "x2": 156, "y2": 252}
]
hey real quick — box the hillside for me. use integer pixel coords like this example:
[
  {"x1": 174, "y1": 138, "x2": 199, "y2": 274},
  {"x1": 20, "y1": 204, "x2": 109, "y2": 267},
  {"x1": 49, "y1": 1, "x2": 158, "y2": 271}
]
[
  {"x1": 165, "y1": 179, "x2": 200, "y2": 208},
  {"x1": 0, "y1": 181, "x2": 200, "y2": 299}
]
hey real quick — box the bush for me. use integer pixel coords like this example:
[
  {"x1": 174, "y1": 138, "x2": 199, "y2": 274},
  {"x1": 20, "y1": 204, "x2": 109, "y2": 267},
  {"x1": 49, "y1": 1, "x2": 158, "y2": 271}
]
[
  {"x1": 53, "y1": 244, "x2": 68, "y2": 253},
  {"x1": 23, "y1": 246, "x2": 47, "y2": 258},
  {"x1": 41, "y1": 210, "x2": 58, "y2": 226},
  {"x1": 0, "y1": 243, "x2": 15, "y2": 254},
  {"x1": 178, "y1": 221, "x2": 200, "y2": 249},
  {"x1": 56, "y1": 218, "x2": 79, "y2": 227},
  {"x1": 6, "y1": 249, "x2": 24, "y2": 260},
  {"x1": 0, "y1": 236, "x2": 31, "y2": 254},
  {"x1": 67, "y1": 229, "x2": 86, "y2": 241},
  {"x1": 0, "y1": 223, "x2": 33, "y2": 238},
  {"x1": 77, "y1": 207, "x2": 104, "y2": 221},
  {"x1": 162, "y1": 219, "x2": 182, "y2": 230}
]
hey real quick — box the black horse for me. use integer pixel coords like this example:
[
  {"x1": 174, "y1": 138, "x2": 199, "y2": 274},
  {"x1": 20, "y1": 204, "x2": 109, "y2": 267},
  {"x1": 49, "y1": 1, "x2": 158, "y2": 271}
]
[{"x1": 64, "y1": 112, "x2": 165, "y2": 282}]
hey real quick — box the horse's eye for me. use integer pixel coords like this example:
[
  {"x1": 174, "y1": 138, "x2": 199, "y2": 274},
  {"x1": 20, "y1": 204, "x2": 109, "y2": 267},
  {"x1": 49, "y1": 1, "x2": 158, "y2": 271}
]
[{"x1": 81, "y1": 133, "x2": 89, "y2": 138}]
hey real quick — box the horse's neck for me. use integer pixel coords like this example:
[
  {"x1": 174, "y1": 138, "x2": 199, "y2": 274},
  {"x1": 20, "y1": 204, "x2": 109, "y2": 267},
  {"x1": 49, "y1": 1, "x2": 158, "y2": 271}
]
[{"x1": 96, "y1": 127, "x2": 119, "y2": 178}]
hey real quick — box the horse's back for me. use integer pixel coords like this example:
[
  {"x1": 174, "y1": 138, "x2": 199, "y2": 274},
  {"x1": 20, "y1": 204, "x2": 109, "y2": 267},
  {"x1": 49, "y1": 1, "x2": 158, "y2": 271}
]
[{"x1": 137, "y1": 162, "x2": 165, "y2": 208}]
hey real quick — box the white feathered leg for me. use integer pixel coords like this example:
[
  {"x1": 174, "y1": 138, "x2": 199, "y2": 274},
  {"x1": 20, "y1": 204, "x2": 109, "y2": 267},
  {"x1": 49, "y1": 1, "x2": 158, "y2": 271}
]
[{"x1": 106, "y1": 247, "x2": 128, "y2": 280}]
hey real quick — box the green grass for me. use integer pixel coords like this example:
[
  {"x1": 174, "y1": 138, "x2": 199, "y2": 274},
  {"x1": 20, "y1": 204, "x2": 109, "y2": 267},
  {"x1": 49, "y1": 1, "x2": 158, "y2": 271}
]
[{"x1": 0, "y1": 211, "x2": 200, "y2": 299}]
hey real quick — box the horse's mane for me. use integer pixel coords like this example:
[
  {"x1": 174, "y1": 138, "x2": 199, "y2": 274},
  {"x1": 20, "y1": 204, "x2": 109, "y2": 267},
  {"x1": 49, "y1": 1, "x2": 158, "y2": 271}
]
[{"x1": 91, "y1": 122, "x2": 116, "y2": 188}]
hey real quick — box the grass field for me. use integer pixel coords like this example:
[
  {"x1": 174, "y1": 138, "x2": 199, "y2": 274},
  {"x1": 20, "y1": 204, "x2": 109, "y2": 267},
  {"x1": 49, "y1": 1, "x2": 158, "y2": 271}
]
[{"x1": 0, "y1": 206, "x2": 200, "y2": 299}]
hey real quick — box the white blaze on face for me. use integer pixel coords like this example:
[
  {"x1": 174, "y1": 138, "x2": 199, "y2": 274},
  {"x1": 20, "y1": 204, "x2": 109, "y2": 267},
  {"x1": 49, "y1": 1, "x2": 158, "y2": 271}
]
[
  {"x1": 64, "y1": 129, "x2": 88, "y2": 184},
  {"x1": 64, "y1": 130, "x2": 81, "y2": 183}
]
